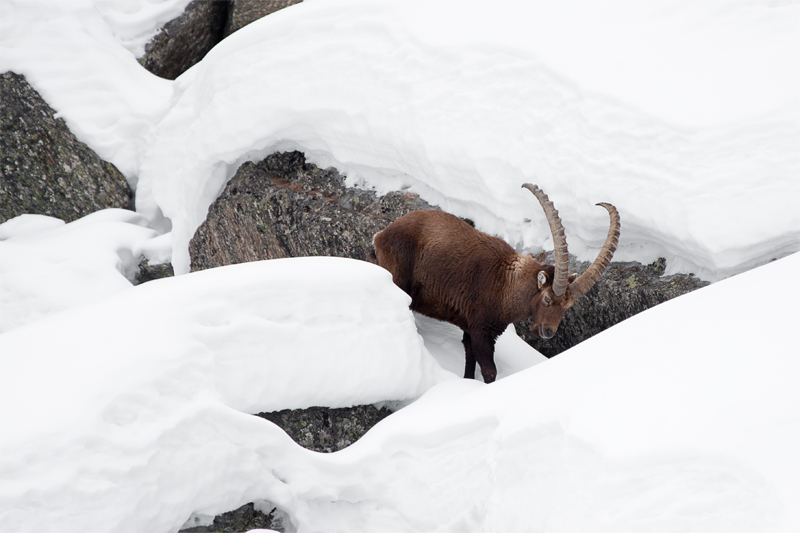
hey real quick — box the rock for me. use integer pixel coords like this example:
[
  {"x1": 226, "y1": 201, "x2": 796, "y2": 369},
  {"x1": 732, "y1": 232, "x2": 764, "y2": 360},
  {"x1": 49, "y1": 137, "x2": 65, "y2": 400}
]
[
  {"x1": 514, "y1": 255, "x2": 709, "y2": 357},
  {"x1": 224, "y1": 0, "x2": 303, "y2": 37},
  {"x1": 189, "y1": 151, "x2": 434, "y2": 271},
  {"x1": 257, "y1": 404, "x2": 393, "y2": 453},
  {"x1": 136, "y1": 259, "x2": 175, "y2": 284},
  {"x1": 138, "y1": 0, "x2": 229, "y2": 80},
  {"x1": 180, "y1": 501, "x2": 288, "y2": 533},
  {"x1": 0, "y1": 72, "x2": 133, "y2": 224}
]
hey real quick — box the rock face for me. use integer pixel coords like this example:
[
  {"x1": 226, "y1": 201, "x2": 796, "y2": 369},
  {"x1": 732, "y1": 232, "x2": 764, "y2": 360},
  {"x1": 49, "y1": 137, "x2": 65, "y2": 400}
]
[
  {"x1": 0, "y1": 72, "x2": 133, "y2": 224},
  {"x1": 138, "y1": 0, "x2": 229, "y2": 80},
  {"x1": 515, "y1": 255, "x2": 709, "y2": 357},
  {"x1": 224, "y1": 0, "x2": 303, "y2": 37},
  {"x1": 189, "y1": 151, "x2": 433, "y2": 271}
]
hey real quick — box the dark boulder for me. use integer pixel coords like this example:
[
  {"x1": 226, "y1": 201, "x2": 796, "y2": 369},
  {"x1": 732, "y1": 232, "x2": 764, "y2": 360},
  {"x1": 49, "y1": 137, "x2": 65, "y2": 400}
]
[
  {"x1": 138, "y1": 0, "x2": 229, "y2": 80},
  {"x1": 136, "y1": 259, "x2": 175, "y2": 284},
  {"x1": 515, "y1": 254, "x2": 709, "y2": 357},
  {"x1": 189, "y1": 151, "x2": 433, "y2": 271},
  {"x1": 0, "y1": 72, "x2": 133, "y2": 224},
  {"x1": 180, "y1": 502, "x2": 288, "y2": 533},
  {"x1": 224, "y1": 0, "x2": 303, "y2": 37},
  {"x1": 257, "y1": 404, "x2": 393, "y2": 453}
]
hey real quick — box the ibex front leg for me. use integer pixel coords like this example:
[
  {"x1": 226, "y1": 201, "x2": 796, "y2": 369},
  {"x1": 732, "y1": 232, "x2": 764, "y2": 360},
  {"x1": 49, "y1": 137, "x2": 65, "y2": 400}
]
[{"x1": 465, "y1": 330, "x2": 497, "y2": 384}]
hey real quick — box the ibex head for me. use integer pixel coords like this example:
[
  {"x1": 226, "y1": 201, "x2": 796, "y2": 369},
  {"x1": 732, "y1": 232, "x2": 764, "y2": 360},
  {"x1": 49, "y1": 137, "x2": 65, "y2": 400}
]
[{"x1": 522, "y1": 183, "x2": 621, "y2": 340}]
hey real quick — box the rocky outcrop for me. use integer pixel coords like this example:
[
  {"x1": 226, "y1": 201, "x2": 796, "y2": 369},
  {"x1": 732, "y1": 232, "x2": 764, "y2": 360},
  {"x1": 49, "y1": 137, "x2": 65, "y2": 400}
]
[
  {"x1": 516, "y1": 255, "x2": 709, "y2": 357},
  {"x1": 0, "y1": 72, "x2": 133, "y2": 224},
  {"x1": 224, "y1": 0, "x2": 303, "y2": 37},
  {"x1": 138, "y1": 0, "x2": 229, "y2": 80},
  {"x1": 189, "y1": 151, "x2": 433, "y2": 271}
]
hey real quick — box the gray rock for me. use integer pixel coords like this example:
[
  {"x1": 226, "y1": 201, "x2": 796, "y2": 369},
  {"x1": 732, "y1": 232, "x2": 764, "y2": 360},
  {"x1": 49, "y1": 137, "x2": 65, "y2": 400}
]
[
  {"x1": 0, "y1": 72, "x2": 133, "y2": 223},
  {"x1": 257, "y1": 404, "x2": 393, "y2": 453},
  {"x1": 224, "y1": 0, "x2": 303, "y2": 37},
  {"x1": 138, "y1": 0, "x2": 229, "y2": 80},
  {"x1": 515, "y1": 254, "x2": 709, "y2": 357},
  {"x1": 180, "y1": 502, "x2": 284, "y2": 533},
  {"x1": 136, "y1": 259, "x2": 175, "y2": 284},
  {"x1": 189, "y1": 151, "x2": 433, "y2": 271}
]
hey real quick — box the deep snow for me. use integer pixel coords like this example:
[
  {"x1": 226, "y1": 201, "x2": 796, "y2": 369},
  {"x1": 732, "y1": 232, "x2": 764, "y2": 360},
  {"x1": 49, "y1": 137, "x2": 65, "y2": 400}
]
[
  {"x1": 1, "y1": 0, "x2": 799, "y2": 531},
  {"x1": 1, "y1": 251, "x2": 797, "y2": 532}
]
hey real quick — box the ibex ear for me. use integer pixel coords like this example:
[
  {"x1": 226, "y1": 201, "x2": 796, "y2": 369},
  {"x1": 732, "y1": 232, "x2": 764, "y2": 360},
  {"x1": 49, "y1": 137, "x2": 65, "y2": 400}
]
[
  {"x1": 568, "y1": 273, "x2": 578, "y2": 283},
  {"x1": 537, "y1": 270, "x2": 547, "y2": 289}
]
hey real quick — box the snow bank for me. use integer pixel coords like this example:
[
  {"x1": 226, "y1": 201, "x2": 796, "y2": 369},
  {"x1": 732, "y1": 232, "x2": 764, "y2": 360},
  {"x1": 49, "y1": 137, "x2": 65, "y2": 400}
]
[
  {"x1": 0, "y1": 210, "x2": 159, "y2": 332},
  {"x1": 2, "y1": 250, "x2": 796, "y2": 532},
  {"x1": 300, "y1": 252, "x2": 798, "y2": 532},
  {"x1": 0, "y1": 257, "x2": 455, "y2": 531},
  {"x1": 3, "y1": 0, "x2": 797, "y2": 280}
]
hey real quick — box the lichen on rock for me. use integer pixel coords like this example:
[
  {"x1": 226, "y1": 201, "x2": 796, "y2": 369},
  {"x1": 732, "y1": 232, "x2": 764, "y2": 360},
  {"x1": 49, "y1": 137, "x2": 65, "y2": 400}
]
[
  {"x1": 0, "y1": 72, "x2": 132, "y2": 223},
  {"x1": 189, "y1": 151, "x2": 434, "y2": 271}
]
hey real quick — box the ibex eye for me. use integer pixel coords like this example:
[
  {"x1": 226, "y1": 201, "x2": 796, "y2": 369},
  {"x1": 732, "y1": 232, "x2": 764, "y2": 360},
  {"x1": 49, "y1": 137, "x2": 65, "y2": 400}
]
[{"x1": 544, "y1": 296, "x2": 552, "y2": 306}]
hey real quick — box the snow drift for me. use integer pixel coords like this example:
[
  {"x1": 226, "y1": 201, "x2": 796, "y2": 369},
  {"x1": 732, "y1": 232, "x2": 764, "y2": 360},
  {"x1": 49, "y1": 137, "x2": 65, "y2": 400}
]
[{"x1": 1, "y1": 249, "x2": 797, "y2": 532}]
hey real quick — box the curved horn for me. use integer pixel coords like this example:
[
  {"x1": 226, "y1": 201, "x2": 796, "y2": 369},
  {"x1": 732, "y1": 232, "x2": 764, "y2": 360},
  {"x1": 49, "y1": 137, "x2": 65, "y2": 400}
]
[
  {"x1": 522, "y1": 184, "x2": 570, "y2": 296},
  {"x1": 569, "y1": 202, "x2": 621, "y2": 299}
]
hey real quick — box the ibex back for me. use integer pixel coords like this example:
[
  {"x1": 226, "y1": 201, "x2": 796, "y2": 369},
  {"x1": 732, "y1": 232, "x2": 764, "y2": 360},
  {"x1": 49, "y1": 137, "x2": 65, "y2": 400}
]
[{"x1": 373, "y1": 184, "x2": 620, "y2": 383}]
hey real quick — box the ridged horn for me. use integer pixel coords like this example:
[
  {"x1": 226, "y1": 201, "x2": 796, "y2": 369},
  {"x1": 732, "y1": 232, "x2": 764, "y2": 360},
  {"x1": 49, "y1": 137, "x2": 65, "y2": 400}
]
[
  {"x1": 522, "y1": 184, "x2": 570, "y2": 297},
  {"x1": 569, "y1": 202, "x2": 621, "y2": 299}
]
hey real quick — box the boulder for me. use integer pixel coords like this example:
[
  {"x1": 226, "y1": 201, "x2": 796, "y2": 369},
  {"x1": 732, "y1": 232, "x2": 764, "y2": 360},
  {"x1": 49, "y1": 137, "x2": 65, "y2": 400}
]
[
  {"x1": 0, "y1": 72, "x2": 133, "y2": 224},
  {"x1": 257, "y1": 404, "x2": 393, "y2": 453},
  {"x1": 138, "y1": 0, "x2": 229, "y2": 80},
  {"x1": 224, "y1": 0, "x2": 303, "y2": 37},
  {"x1": 189, "y1": 151, "x2": 433, "y2": 271},
  {"x1": 180, "y1": 502, "x2": 289, "y2": 533}
]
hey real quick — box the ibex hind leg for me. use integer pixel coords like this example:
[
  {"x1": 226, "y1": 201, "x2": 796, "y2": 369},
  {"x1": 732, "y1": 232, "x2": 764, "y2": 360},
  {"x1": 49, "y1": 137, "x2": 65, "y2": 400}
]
[{"x1": 462, "y1": 331, "x2": 477, "y2": 379}]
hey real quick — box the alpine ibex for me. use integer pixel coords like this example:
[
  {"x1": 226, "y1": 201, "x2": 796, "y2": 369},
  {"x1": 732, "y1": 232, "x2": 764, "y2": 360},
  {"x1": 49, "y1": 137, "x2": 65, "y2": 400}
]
[{"x1": 373, "y1": 184, "x2": 620, "y2": 383}]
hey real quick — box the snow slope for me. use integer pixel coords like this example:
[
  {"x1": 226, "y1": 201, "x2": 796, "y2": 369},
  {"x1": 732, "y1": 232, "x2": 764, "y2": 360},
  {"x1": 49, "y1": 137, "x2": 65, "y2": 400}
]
[
  {"x1": 1, "y1": 249, "x2": 796, "y2": 532},
  {"x1": 2, "y1": 0, "x2": 797, "y2": 280}
]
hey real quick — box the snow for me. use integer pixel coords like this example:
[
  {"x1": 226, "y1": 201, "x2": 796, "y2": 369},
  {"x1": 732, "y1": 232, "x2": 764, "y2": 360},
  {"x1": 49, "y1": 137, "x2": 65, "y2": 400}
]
[
  {"x1": 0, "y1": 209, "x2": 159, "y2": 332},
  {"x1": 2, "y1": 0, "x2": 797, "y2": 280},
  {"x1": 1, "y1": 0, "x2": 799, "y2": 531},
  {"x1": 1, "y1": 251, "x2": 797, "y2": 532}
]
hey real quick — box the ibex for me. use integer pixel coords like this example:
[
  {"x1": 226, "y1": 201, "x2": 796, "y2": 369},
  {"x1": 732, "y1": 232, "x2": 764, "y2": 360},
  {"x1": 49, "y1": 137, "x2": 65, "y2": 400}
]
[{"x1": 373, "y1": 184, "x2": 620, "y2": 383}]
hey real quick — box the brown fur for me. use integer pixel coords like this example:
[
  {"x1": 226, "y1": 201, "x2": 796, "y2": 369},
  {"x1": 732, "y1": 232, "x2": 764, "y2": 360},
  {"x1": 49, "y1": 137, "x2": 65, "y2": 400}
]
[{"x1": 373, "y1": 210, "x2": 576, "y2": 383}]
